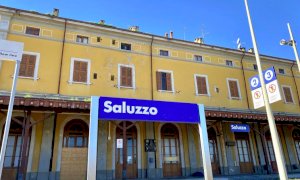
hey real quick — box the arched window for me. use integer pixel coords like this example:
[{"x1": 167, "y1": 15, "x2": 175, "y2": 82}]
[
  {"x1": 3, "y1": 117, "x2": 23, "y2": 168},
  {"x1": 63, "y1": 120, "x2": 88, "y2": 148},
  {"x1": 293, "y1": 129, "x2": 300, "y2": 163}
]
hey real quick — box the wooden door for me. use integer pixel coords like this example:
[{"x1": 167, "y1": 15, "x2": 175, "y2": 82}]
[
  {"x1": 116, "y1": 121, "x2": 137, "y2": 179},
  {"x1": 161, "y1": 124, "x2": 181, "y2": 177},
  {"x1": 235, "y1": 133, "x2": 253, "y2": 174},
  {"x1": 208, "y1": 128, "x2": 220, "y2": 175},
  {"x1": 265, "y1": 131, "x2": 278, "y2": 172}
]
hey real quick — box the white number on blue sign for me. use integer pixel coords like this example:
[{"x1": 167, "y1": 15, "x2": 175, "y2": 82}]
[
  {"x1": 264, "y1": 70, "x2": 274, "y2": 81},
  {"x1": 251, "y1": 77, "x2": 259, "y2": 88}
]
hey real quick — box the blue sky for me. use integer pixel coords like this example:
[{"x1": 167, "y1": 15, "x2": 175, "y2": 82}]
[{"x1": 1, "y1": 0, "x2": 300, "y2": 60}]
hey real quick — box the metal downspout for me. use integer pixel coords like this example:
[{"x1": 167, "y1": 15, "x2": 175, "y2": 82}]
[
  {"x1": 240, "y1": 52, "x2": 250, "y2": 109},
  {"x1": 57, "y1": 20, "x2": 67, "y2": 94},
  {"x1": 290, "y1": 62, "x2": 300, "y2": 107}
]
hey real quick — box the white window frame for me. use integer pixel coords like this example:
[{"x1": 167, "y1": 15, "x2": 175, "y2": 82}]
[
  {"x1": 159, "y1": 49, "x2": 169, "y2": 57},
  {"x1": 18, "y1": 51, "x2": 40, "y2": 80},
  {"x1": 69, "y1": 57, "x2": 91, "y2": 84},
  {"x1": 118, "y1": 64, "x2": 136, "y2": 89},
  {"x1": 194, "y1": 74, "x2": 210, "y2": 96},
  {"x1": 24, "y1": 26, "x2": 40, "y2": 36},
  {"x1": 226, "y1": 78, "x2": 242, "y2": 100},
  {"x1": 281, "y1": 85, "x2": 295, "y2": 104},
  {"x1": 157, "y1": 69, "x2": 175, "y2": 93},
  {"x1": 226, "y1": 60, "x2": 234, "y2": 67},
  {"x1": 194, "y1": 55, "x2": 203, "y2": 62}
]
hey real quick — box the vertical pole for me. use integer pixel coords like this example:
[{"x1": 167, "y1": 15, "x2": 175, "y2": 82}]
[
  {"x1": 244, "y1": 0, "x2": 288, "y2": 179},
  {"x1": 287, "y1": 23, "x2": 300, "y2": 73},
  {"x1": 0, "y1": 60, "x2": 20, "y2": 178},
  {"x1": 198, "y1": 104, "x2": 213, "y2": 179},
  {"x1": 87, "y1": 96, "x2": 99, "y2": 180}
]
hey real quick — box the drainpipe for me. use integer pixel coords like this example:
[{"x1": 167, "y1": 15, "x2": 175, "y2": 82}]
[
  {"x1": 49, "y1": 112, "x2": 57, "y2": 172},
  {"x1": 291, "y1": 62, "x2": 300, "y2": 107},
  {"x1": 57, "y1": 20, "x2": 67, "y2": 94},
  {"x1": 240, "y1": 52, "x2": 250, "y2": 109}
]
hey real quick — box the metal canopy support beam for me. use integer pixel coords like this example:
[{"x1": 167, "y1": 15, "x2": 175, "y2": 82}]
[
  {"x1": 198, "y1": 104, "x2": 213, "y2": 179},
  {"x1": 87, "y1": 96, "x2": 99, "y2": 180}
]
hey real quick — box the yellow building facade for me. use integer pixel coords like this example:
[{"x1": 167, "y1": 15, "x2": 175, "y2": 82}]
[{"x1": 0, "y1": 5, "x2": 300, "y2": 180}]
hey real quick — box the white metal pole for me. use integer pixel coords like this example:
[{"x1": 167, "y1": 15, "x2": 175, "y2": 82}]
[
  {"x1": 0, "y1": 60, "x2": 20, "y2": 178},
  {"x1": 87, "y1": 96, "x2": 99, "y2": 180},
  {"x1": 198, "y1": 104, "x2": 213, "y2": 180},
  {"x1": 287, "y1": 23, "x2": 300, "y2": 73},
  {"x1": 244, "y1": 0, "x2": 288, "y2": 179}
]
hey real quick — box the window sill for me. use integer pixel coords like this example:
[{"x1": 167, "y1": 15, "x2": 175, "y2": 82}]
[
  {"x1": 284, "y1": 101, "x2": 295, "y2": 104},
  {"x1": 229, "y1": 97, "x2": 241, "y2": 100},
  {"x1": 196, "y1": 93, "x2": 210, "y2": 97},
  {"x1": 11, "y1": 75, "x2": 39, "y2": 80},
  {"x1": 118, "y1": 85, "x2": 135, "y2": 89},
  {"x1": 68, "y1": 81, "x2": 92, "y2": 85},
  {"x1": 157, "y1": 90, "x2": 174, "y2": 93}
]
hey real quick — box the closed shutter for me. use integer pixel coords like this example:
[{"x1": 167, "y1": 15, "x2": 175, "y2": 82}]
[
  {"x1": 120, "y1": 66, "x2": 132, "y2": 87},
  {"x1": 19, "y1": 54, "x2": 36, "y2": 77},
  {"x1": 166, "y1": 73, "x2": 172, "y2": 91},
  {"x1": 283, "y1": 87, "x2": 293, "y2": 103},
  {"x1": 229, "y1": 80, "x2": 239, "y2": 98},
  {"x1": 197, "y1": 76, "x2": 208, "y2": 95},
  {"x1": 156, "y1": 71, "x2": 162, "y2": 90},
  {"x1": 73, "y1": 61, "x2": 87, "y2": 83}
]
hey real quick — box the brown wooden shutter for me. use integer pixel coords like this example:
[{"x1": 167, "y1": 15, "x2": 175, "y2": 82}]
[
  {"x1": 19, "y1": 54, "x2": 36, "y2": 77},
  {"x1": 120, "y1": 66, "x2": 132, "y2": 87},
  {"x1": 73, "y1": 61, "x2": 87, "y2": 82},
  {"x1": 156, "y1": 71, "x2": 162, "y2": 90},
  {"x1": 197, "y1": 77, "x2": 208, "y2": 95},
  {"x1": 283, "y1": 87, "x2": 293, "y2": 103},
  {"x1": 229, "y1": 80, "x2": 239, "y2": 98},
  {"x1": 127, "y1": 67, "x2": 132, "y2": 87},
  {"x1": 166, "y1": 73, "x2": 172, "y2": 91}
]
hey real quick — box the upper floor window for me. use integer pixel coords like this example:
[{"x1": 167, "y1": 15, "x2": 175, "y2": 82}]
[
  {"x1": 194, "y1": 75, "x2": 210, "y2": 96},
  {"x1": 120, "y1": 43, "x2": 131, "y2": 51},
  {"x1": 279, "y1": 68, "x2": 285, "y2": 74},
  {"x1": 226, "y1": 60, "x2": 233, "y2": 67},
  {"x1": 159, "y1": 50, "x2": 169, "y2": 57},
  {"x1": 253, "y1": 64, "x2": 258, "y2": 71},
  {"x1": 156, "y1": 70, "x2": 174, "y2": 92},
  {"x1": 194, "y1": 55, "x2": 203, "y2": 62},
  {"x1": 282, "y1": 86, "x2": 294, "y2": 103},
  {"x1": 19, "y1": 52, "x2": 40, "y2": 80},
  {"x1": 227, "y1": 78, "x2": 241, "y2": 99},
  {"x1": 25, "y1": 26, "x2": 40, "y2": 36},
  {"x1": 76, "y1": 35, "x2": 89, "y2": 44},
  {"x1": 118, "y1": 64, "x2": 135, "y2": 88},
  {"x1": 69, "y1": 58, "x2": 91, "y2": 84}
]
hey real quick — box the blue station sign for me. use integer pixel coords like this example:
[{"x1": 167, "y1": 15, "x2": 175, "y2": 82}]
[
  {"x1": 98, "y1": 96, "x2": 200, "y2": 123},
  {"x1": 230, "y1": 124, "x2": 250, "y2": 133}
]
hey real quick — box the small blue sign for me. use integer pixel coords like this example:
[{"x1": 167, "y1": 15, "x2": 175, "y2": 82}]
[
  {"x1": 249, "y1": 75, "x2": 261, "y2": 91},
  {"x1": 230, "y1": 124, "x2": 250, "y2": 133},
  {"x1": 263, "y1": 66, "x2": 277, "y2": 84},
  {"x1": 98, "y1": 97, "x2": 200, "y2": 123}
]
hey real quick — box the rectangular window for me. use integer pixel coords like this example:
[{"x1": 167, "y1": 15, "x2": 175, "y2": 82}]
[
  {"x1": 70, "y1": 58, "x2": 90, "y2": 84},
  {"x1": 279, "y1": 68, "x2": 285, "y2": 74},
  {"x1": 227, "y1": 79, "x2": 241, "y2": 99},
  {"x1": 226, "y1": 60, "x2": 233, "y2": 67},
  {"x1": 159, "y1": 50, "x2": 169, "y2": 57},
  {"x1": 76, "y1": 35, "x2": 89, "y2": 44},
  {"x1": 25, "y1": 26, "x2": 40, "y2": 36},
  {"x1": 282, "y1": 86, "x2": 294, "y2": 103},
  {"x1": 194, "y1": 55, "x2": 203, "y2": 62},
  {"x1": 195, "y1": 75, "x2": 209, "y2": 95},
  {"x1": 253, "y1": 64, "x2": 258, "y2": 70},
  {"x1": 19, "y1": 54, "x2": 37, "y2": 78},
  {"x1": 121, "y1": 43, "x2": 131, "y2": 51},
  {"x1": 156, "y1": 71, "x2": 173, "y2": 91},
  {"x1": 119, "y1": 65, "x2": 134, "y2": 88}
]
